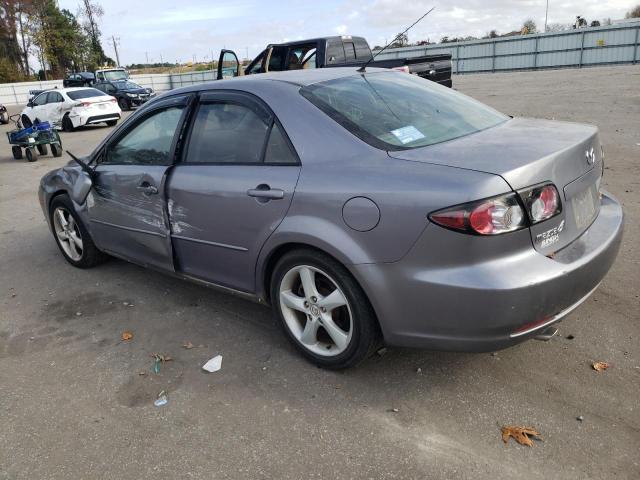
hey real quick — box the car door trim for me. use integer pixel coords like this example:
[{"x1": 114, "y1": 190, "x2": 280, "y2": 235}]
[
  {"x1": 89, "y1": 218, "x2": 167, "y2": 238},
  {"x1": 171, "y1": 234, "x2": 248, "y2": 251}
]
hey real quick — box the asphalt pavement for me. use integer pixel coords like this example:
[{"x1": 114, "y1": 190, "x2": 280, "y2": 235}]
[{"x1": 0, "y1": 65, "x2": 638, "y2": 479}]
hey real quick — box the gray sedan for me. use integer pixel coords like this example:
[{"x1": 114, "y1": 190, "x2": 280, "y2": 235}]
[{"x1": 38, "y1": 68, "x2": 623, "y2": 369}]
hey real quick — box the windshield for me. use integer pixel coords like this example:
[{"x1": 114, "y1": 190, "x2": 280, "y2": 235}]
[
  {"x1": 102, "y1": 70, "x2": 128, "y2": 81},
  {"x1": 114, "y1": 81, "x2": 143, "y2": 90},
  {"x1": 300, "y1": 72, "x2": 508, "y2": 150},
  {"x1": 67, "y1": 89, "x2": 106, "y2": 100}
]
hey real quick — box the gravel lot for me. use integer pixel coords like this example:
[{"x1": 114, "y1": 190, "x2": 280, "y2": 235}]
[{"x1": 1, "y1": 65, "x2": 638, "y2": 479}]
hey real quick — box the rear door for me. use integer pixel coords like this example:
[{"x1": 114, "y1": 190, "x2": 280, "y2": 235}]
[
  {"x1": 86, "y1": 94, "x2": 192, "y2": 270},
  {"x1": 46, "y1": 91, "x2": 65, "y2": 125},
  {"x1": 167, "y1": 91, "x2": 301, "y2": 292}
]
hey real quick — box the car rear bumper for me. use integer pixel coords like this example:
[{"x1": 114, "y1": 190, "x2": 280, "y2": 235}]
[
  {"x1": 353, "y1": 191, "x2": 623, "y2": 351},
  {"x1": 71, "y1": 111, "x2": 120, "y2": 127}
]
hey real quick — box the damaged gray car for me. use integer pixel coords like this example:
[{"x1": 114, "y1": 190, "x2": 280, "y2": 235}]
[{"x1": 39, "y1": 68, "x2": 623, "y2": 369}]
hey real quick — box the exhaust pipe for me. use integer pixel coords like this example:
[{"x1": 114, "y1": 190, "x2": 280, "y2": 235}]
[{"x1": 534, "y1": 326, "x2": 558, "y2": 341}]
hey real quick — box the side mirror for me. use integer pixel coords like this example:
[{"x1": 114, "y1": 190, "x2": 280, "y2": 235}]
[
  {"x1": 71, "y1": 171, "x2": 93, "y2": 205},
  {"x1": 27, "y1": 101, "x2": 33, "y2": 107}
]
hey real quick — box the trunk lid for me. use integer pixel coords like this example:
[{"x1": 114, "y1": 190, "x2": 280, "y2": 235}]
[{"x1": 389, "y1": 117, "x2": 603, "y2": 253}]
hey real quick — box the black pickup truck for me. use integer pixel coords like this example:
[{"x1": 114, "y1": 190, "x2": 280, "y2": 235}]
[{"x1": 218, "y1": 36, "x2": 452, "y2": 87}]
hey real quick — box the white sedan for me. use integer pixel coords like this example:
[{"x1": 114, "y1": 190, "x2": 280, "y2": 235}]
[{"x1": 21, "y1": 87, "x2": 121, "y2": 132}]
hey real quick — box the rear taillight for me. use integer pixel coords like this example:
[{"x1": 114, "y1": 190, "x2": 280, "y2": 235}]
[
  {"x1": 392, "y1": 65, "x2": 410, "y2": 73},
  {"x1": 75, "y1": 101, "x2": 91, "y2": 107},
  {"x1": 518, "y1": 183, "x2": 561, "y2": 224},
  {"x1": 110, "y1": 98, "x2": 117, "y2": 103},
  {"x1": 429, "y1": 193, "x2": 526, "y2": 235}
]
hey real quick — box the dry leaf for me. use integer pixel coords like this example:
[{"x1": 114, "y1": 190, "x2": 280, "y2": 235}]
[
  {"x1": 501, "y1": 426, "x2": 542, "y2": 447},
  {"x1": 151, "y1": 353, "x2": 173, "y2": 362},
  {"x1": 182, "y1": 341, "x2": 194, "y2": 350},
  {"x1": 592, "y1": 361, "x2": 609, "y2": 372},
  {"x1": 121, "y1": 331, "x2": 134, "y2": 341}
]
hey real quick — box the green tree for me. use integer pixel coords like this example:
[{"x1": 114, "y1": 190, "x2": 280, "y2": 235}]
[
  {"x1": 0, "y1": 0, "x2": 28, "y2": 81},
  {"x1": 522, "y1": 19, "x2": 537, "y2": 35}
]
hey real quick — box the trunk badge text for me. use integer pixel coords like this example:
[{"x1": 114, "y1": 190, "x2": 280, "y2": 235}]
[
  {"x1": 536, "y1": 220, "x2": 565, "y2": 249},
  {"x1": 585, "y1": 147, "x2": 596, "y2": 165}
]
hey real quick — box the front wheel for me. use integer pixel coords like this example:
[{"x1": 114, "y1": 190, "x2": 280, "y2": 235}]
[
  {"x1": 0, "y1": 112, "x2": 8, "y2": 124},
  {"x1": 118, "y1": 98, "x2": 129, "y2": 111},
  {"x1": 37, "y1": 144, "x2": 48, "y2": 155},
  {"x1": 271, "y1": 249, "x2": 380, "y2": 369},
  {"x1": 21, "y1": 114, "x2": 32, "y2": 128},
  {"x1": 50, "y1": 195, "x2": 107, "y2": 268},
  {"x1": 50, "y1": 143, "x2": 62, "y2": 157},
  {"x1": 11, "y1": 146, "x2": 22, "y2": 160},
  {"x1": 25, "y1": 148, "x2": 37, "y2": 162}
]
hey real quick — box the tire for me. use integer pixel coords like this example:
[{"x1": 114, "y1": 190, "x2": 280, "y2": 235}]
[
  {"x1": 106, "y1": 120, "x2": 118, "y2": 127},
  {"x1": 49, "y1": 195, "x2": 107, "y2": 268},
  {"x1": 51, "y1": 143, "x2": 62, "y2": 157},
  {"x1": 25, "y1": 148, "x2": 37, "y2": 162},
  {"x1": 118, "y1": 98, "x2": 129, "y2": 111},
  {"x1": 37, "y1": 144, "x2": 48, "y2": 155},
  {"x1": 0, "y1": 112, "x2": 8, "y2": 124},
  {"x1": 21, "y1": 114, "x2": 32, "y2": 128},
  {"x1": 270, "y1": 249, "x2": 381, "y2": 369},
  {"x1": 62, "y1": 115, "x2": 74, "y2": 132},
  {"x1": 11, "y1": 146, "x2": 22, "y2": 160}
]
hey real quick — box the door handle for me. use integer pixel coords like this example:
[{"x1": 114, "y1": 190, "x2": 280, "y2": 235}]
[
  {"x1": 247, "y1": 185, "x2": 285, "y2": 200},
  {"x1": 137, "y1": 181, "x2": 158, "y2": 195}
]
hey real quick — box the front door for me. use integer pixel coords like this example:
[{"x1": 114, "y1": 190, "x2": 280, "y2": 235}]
[
  {"x1": 87, "y1": 95, "x2": 191, "y2": 271},
  {"x1": 167, "y1": 91, "x2": 301, "y2": 292},
  {"x1": 45, "y1": 91, "x2": 64, "y2": 126}
]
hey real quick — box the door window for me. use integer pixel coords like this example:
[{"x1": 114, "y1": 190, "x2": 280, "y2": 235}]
[
  {"x1": 33, "y1": 93, "x2": 47, "y2": 106},
  {"x1": 287, "y1": 45, "x2": 316, "y2": 70},
  {"x1": 47, "y1": 92, "x2": 64, "y2": 103},
  {"x1": 326, "y1": 40, "x2": 346, "y2": 64},
  {"x1": 344, "y1": 42, "x2": 356, "y2": 61},
  {"x1": 219, "y1": 51, "x2": 239, "y2": 79},
  {"x1": 105, "y1": 106, "x2": 184, "y2": 165},
  {"x1": 185, "y1": 102, "x2": 270, "y2": 164},
  {"x1": 247, "y1": 51, "x2": 264, "y2": 74},
  {"x1": 268, "y1": 47, "x2": 287, "y2": 71}
]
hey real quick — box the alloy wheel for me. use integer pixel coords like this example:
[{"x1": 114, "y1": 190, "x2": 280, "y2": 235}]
[
  {"x1": 52, "y1": 207, "x2": 83, "y2": 261},
  {"x1": 279, "y1": 265, "x2": 353, "y2": 356}
]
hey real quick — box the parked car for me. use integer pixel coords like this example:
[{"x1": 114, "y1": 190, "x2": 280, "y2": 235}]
[
  {"x1": 93, "y1": 80, "x2": 154, "y2": 111},
  {"x1": 21, "y1": 87, "x2": 121, "y2": 132},
  {"x1": 218, "y1": 35, "x2": 452, "y2": 87},
  {"x1": 38, "y1": 68, "x2": 623, "y2": 369},
  {"x1": 0, "y1": 104, "x2": 8, "y2": 124},
  {"x1": 63, "y1": 72, "x2": 95, "y2": 87}
]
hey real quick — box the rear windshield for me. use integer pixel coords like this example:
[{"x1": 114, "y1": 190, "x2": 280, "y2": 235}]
[
  {"x1": 300, "y1": 72, "x2": 507, "y2": 150},
  {"x1": 67, "y1": 89, "x2": 105, "y2": 100}
]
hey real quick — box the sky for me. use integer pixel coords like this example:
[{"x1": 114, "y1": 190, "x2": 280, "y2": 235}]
[{"x1": 58, "y1": 0, "x2": 637, "y2": 66}]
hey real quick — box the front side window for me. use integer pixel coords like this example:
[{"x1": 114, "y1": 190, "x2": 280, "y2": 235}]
[
  {"x1": 33, "y1": 93, "x2": 47, "y2": 106},
  {"x1": 248, "y1": 51, "x2": 264, "y2": 74},
  {"x1": 301, "y1": 72, "x2": 508, "y2": 150},
  {"x1": 185, "y1": 102, "x2": 269, "y2": 164},
  {"x1": 105, "y1": 107, "x2": 184, "y2": 165}
]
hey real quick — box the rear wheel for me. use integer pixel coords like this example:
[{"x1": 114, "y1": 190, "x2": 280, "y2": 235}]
[
  {"x1": 62, "y1": 115, "x2": 74, "y2": 132},
  {"x1": 11, "y1": 146, "x2": 22, "y2": 160},
  {"x1": 25, "y1": 148, "x2": 37, "y2": 162},
  {"x1": 37, "y1": 144, "x2": 48, "y2": 155},
  {"x1": 50, "y1": 143, "x2": 62, "y2": 157},
  {"x1": 50, "y1": 195, "x2": 107, "y2": 268},
  {"x1": 271, "y1": 249, "x2": 380, "y2": 369},
  {"x1": 106, "y1": 120, "x2": 118, "y2": 127}
]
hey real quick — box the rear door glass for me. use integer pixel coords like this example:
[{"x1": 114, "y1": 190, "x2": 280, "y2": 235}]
[{"x1": 326, "y1": 40, "x2": 345, "y2": 64}]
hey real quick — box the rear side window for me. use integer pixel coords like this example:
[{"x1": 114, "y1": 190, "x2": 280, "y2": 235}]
[
  {"x1": 186, "y1": 102, "x2": 270, "y2": 164},
  {"x1": 67, "y1": 89, "x2": 104, "y2": 100},
  {"x1": 47, "y1": 92, "x2": 63, "y2": 103},
  {"x1": 343, "y1": 42, "x2": 356, "y2": 61},
  {"x1": 326, "y1": 40, "x2": 345, "y2": 64},
  {"x1": 354, "y1": 39, "x2": 372, "y2": 61},
  {"x1": 264, "y1": 124, "x2": 297, "y2": 164},
  {"x1": 301, "y1": 72, "x2": 508, "y2": 150}
]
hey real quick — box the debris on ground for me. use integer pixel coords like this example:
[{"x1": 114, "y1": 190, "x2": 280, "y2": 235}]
[
  {"x1": 121, "y1": 331, "x2": 134, "y2": 341},
  {"x1": 75, "y1": 312, "x2": 82, "y2": 316},
  {"x1": 592, "y1": 361, "x2": 610, "y2": 372},
  {"x1": 376, "y1": 347, "x2": 388, "y2": 356},
  {"x1": 388, "y1": 408, "x2": 399, "y2": 413},
  {"x1": 138, "y1": 371, "x2": 147, "y2": 376},
  {"x1": 416, "y1": 367, "x2": 422, "y2": 374},
  {"x1": 202, "y1": 355, "x2": 222, "y2": 373},
  {"x1": 577, "y1": 415, "x2": 584, "y2": 422},
  {"x1": 154, "y1": 391, "x2": 168, "y2": 407},
  {"x1": 152, "y1": 357, "x2": 161, "y2": 374},
  {"x1": 566, "y1": 334, "x2": 575, "y2": 340},
  {"x1": 501, "y1": 426, "x2": 542, "y2": 446},
  {"x1": 151, "y1": 353, "x2": 173, "y2": 362},
  {"x1": 182, "y1": 341, "x2": 194, "y2": 349}
]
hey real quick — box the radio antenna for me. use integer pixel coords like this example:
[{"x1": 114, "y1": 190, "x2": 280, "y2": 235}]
[{"x1": 358, "y1": 6, "x2": 435, "y2": 73}]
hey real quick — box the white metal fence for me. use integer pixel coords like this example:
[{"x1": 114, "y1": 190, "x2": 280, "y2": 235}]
[{"x1": 375, "y1": 21, "x2": 640, "y2": 74}]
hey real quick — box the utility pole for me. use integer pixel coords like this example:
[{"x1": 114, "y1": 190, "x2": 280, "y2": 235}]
[
  {"x1": 145, "y1": 51, "x2": 149, "y2": 65},
  {"x1": 544, "y1": 0, "x2": 549, "y2": 32},
  {"x1": 111, "y1": 36, "x2": 121, "y2": 67},
  {"x1": 245, "y1": 47, "x2": 249, "y2": 61},
  {"x1": 160, "y1": 53, "x2": 163, "y2": 65}
]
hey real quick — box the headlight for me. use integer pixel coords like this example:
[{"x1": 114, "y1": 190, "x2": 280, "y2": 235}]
[{"x1": 126, "y1": 93, "x2": 137, "y2": 98}]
